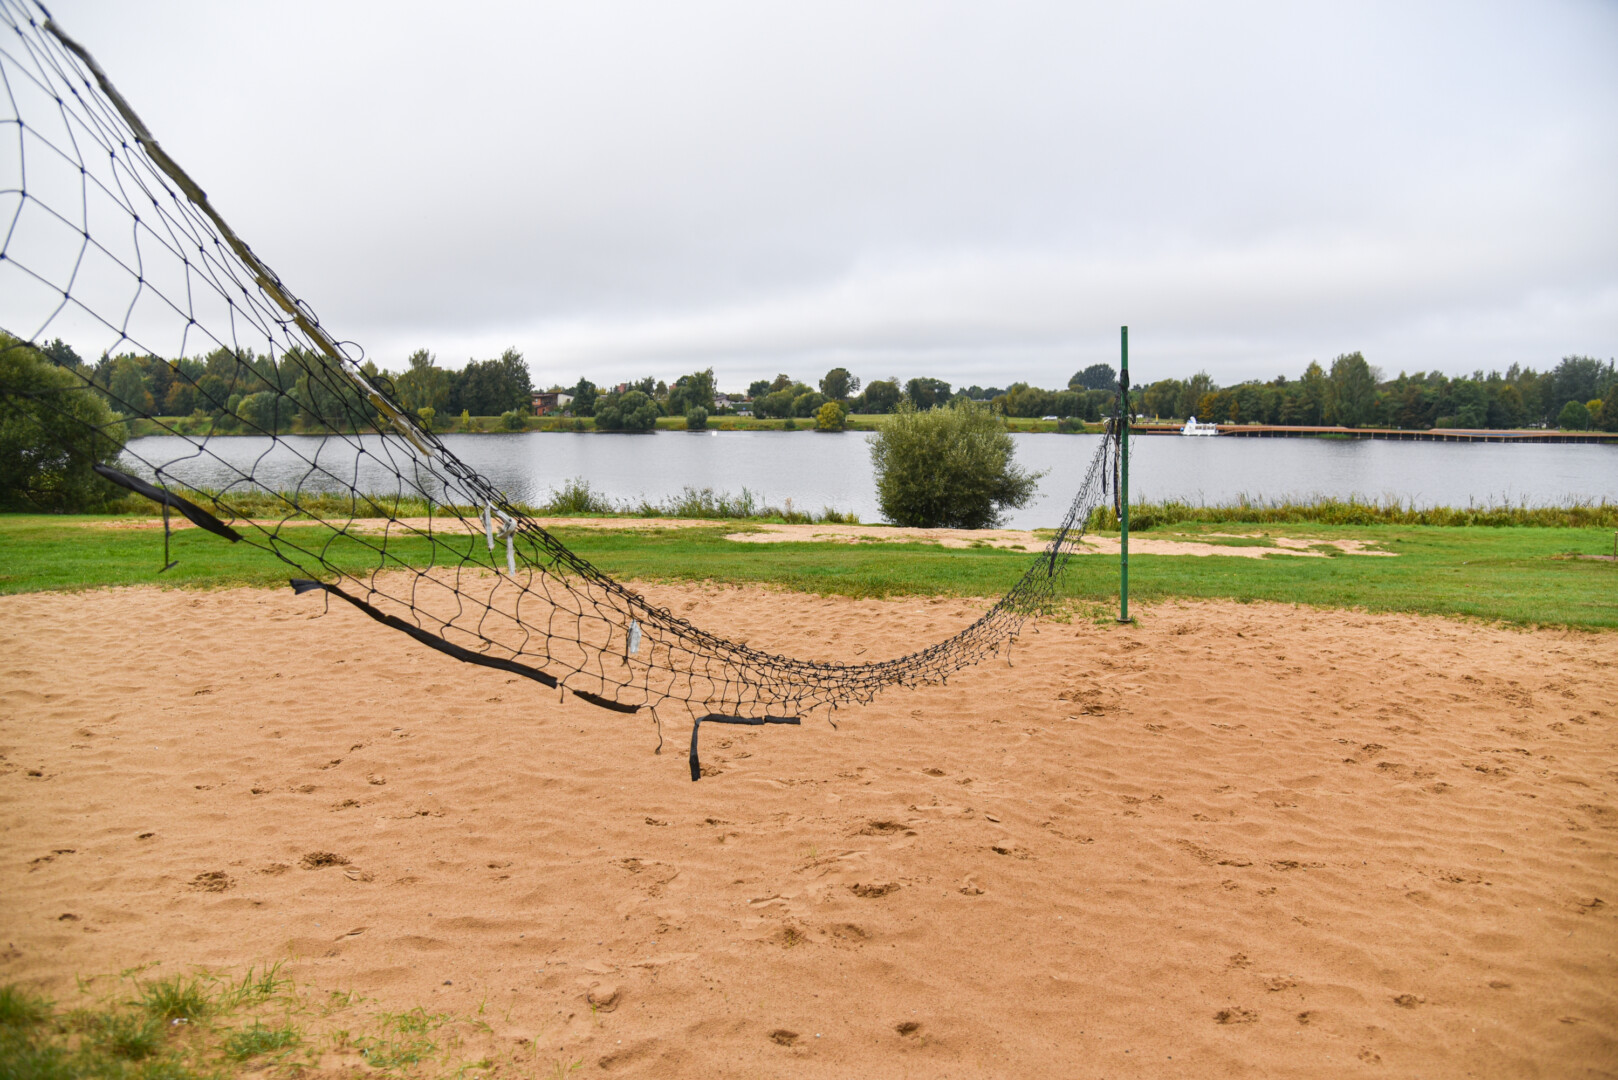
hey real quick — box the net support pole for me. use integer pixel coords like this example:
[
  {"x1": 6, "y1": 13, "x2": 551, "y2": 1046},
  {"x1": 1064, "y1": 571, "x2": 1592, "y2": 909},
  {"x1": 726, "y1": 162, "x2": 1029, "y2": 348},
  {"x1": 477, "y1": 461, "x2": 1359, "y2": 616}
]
[{"x1": 1118, "y1": 326, "x2": 1131, "y2": 624}]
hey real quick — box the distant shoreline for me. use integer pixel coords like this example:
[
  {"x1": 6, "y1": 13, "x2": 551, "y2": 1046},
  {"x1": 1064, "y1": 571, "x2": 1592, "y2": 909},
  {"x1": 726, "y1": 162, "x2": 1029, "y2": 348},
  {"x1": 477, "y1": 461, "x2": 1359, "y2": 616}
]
[{"x1": 122, "y1": 416, "x2": 1618, "y2": 442}]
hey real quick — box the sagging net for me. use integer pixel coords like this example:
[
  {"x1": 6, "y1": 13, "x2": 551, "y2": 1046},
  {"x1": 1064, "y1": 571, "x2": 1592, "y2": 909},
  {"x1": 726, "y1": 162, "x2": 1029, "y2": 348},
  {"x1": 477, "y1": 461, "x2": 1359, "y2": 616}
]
[{"x1": 0, "y1": 3, "x2": 1119, "y2": 777}]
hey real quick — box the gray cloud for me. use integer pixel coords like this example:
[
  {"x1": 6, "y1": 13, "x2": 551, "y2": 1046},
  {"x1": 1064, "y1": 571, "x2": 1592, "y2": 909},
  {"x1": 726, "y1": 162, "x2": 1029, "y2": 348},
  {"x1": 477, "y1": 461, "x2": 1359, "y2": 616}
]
[{"x1": 50, "y1": 0, "x2": 1618, "y2": 389}]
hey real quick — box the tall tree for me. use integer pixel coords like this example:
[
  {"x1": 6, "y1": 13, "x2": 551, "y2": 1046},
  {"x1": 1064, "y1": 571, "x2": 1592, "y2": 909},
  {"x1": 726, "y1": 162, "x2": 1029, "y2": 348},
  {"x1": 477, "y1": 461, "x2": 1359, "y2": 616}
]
[
  {"x1": 453, "y1": 347, "x2": 533, "y2": 416},
  {"x1": 855, "y1": 379, "x2": 902, "y2": 414},
  {"x1": 1176, "y1": 372, "x2": 1216, "y2": 419},
  {"x1": 819, "y1": 367, "x2": 860, "y2": 401},
  {"x1": 1326, "y1": 352, "x2": 1377, "y2": 427},
  {"x1": 393, "y1": 349, "x2": 451, "y2": 414},
  {"x1": 1069, "y1": 363, "x2": 1117, "y2": 391},
  {"x1": 905, "y1": 377, "x2": 951, "y2": 410},
  {"x1": 667, "y1": 368, "x2": 716, "y2": 415}
]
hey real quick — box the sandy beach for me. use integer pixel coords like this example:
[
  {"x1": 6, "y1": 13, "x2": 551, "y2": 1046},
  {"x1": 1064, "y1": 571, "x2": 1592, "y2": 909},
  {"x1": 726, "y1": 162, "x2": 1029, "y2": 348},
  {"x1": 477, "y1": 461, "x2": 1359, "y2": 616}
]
[{"x1": 1, "y1": 583, "x2": 1613, "y2": 1077}]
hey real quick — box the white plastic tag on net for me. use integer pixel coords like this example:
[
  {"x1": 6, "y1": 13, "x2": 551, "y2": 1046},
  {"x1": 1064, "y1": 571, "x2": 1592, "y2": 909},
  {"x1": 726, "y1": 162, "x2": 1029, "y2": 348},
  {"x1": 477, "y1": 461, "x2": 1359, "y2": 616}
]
[
  {"x1": 627, "y1": 620, "x2": 642, "y2": 656},
  {"x1": 494, "y1": 511, "x2": 517, "y2": 576}
]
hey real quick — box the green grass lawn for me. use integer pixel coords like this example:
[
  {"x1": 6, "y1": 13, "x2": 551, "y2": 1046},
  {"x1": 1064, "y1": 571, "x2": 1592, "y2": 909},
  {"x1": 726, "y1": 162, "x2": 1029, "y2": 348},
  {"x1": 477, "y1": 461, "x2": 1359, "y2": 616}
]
[{"x1": 2, "y1": 514, "x2": 1612, "y2": 628}]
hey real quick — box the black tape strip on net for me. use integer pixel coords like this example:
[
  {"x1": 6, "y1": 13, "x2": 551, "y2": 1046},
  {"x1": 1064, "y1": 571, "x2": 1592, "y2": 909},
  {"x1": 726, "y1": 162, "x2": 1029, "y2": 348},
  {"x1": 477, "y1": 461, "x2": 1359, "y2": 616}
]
[{"x1": 0, "y1": 3, "x2": 1118, "y2": 777}]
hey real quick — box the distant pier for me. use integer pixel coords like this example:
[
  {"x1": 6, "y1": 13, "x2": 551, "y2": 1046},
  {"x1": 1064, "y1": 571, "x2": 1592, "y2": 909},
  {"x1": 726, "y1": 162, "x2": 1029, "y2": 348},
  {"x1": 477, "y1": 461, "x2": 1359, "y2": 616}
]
[{"x1": 1130, "y1": 423, "x2": 1618, "y2": 444}]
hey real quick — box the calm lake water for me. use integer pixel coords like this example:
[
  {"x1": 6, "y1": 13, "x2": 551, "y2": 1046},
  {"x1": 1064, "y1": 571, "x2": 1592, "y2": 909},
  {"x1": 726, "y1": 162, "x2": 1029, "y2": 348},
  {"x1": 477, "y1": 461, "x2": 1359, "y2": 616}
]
[{"x1": 123, "y1": 431, "x2": 1617, "y2": 530}]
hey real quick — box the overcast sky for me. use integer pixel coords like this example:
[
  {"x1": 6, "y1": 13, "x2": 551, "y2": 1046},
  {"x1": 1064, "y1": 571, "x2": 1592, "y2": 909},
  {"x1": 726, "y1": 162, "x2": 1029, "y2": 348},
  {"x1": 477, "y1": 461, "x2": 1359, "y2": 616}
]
[{"x1": 44, "y1": 0, "x2": 1618, "y2": 391}]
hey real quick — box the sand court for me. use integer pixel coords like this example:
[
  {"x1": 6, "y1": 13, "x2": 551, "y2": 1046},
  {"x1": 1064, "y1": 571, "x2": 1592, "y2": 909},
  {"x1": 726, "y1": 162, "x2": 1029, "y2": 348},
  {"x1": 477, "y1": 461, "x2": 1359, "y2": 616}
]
[{"x1": 1, "y1": 584, "x2": 1614, "y2": 1077}]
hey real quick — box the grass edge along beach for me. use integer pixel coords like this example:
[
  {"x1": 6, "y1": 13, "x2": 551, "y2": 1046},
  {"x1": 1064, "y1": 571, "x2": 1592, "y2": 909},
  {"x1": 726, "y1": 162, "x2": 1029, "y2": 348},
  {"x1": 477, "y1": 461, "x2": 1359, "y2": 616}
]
[{"x1": 2, "y1": 504, "x2": 1614, "y2": 629}]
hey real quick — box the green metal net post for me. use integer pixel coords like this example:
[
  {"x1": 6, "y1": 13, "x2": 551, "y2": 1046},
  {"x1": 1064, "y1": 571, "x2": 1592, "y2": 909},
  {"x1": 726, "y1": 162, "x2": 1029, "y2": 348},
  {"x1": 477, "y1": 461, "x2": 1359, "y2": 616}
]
[{"x1": 1118, "y1": 325, "x2": 1130, "y2": 624}]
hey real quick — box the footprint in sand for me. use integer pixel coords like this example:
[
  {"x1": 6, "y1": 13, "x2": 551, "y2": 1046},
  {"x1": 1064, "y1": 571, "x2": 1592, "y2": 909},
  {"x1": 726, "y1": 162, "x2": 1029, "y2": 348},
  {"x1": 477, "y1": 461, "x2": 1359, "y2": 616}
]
[
  {"x1": 189, "y1": 871, "x2": 233, "y2": 892},
  {"x1": 1214, "y1": 1007, "x2": 1258, "y2": 1025},
  {"x1": 300, "y1": 851, "x2": 350, "y2": 870},
  {"x1": 849, "y1": 882, "x2": 900, "y2": 898},
  {"x1": 769, "y1": 1029, "x2": 799, "y2": 1046},
  {"x1": 859, "y1": 820, "x2": 913, "y2": 836}
]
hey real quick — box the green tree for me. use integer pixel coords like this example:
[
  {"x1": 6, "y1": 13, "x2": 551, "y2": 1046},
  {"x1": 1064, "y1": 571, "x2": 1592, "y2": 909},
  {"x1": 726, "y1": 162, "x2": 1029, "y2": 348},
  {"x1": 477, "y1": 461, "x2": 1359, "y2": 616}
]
[
  {"x1": 667, "y1": 368, "x2": 716, "y2": 415},
  {"x1": 792, "y1": 390, "x2": 828, "y2": 417},
  {"x1": 868, "y1": 399, "x2": 1042, "y2": 529},
  {"x1": 394, "y1": 349, "x2": 452, "y2": 414},
  {"x1": 904, "y1": 377, "x2": 951, "y2": 410},
  {"x1": 500, "y1": 409, "x2": 526, "y2": 431},
  {"x1": 685, "y1": 405, "x2": 709, "y2": 430},
  {"x1": 163, "y1": 377, "x2": 197, "y2": 416},
  {"x1": 819, "y1": 367, "x2": 860, "y2": 401},
  {"x1": 594, "y1": 390, "x2": 659, "y2": 432},
  {"x1": 107, "y1": 356, "x2": 154, "y2": 415},
  {"x1": 1176, "y1": 372, "x2": 1216, "y2": 419},
  {"x1": 236, "y1": 391, "x2": 285, "y2": 433},
  {"x1": 753, "y1": 388, "x2": 794, "y2": 419},
  {"x1": 417, "y1": 406, "x2": 436, "y2": 432},
  {"x1": 855, "y1": 379, "x2": 902, "y2": 414},
  {"x1": 1069, "y1": 363, "x2": 1117, "y2": 391},
  {"x1": 569, "y1": 377, "x2": 598, "y2": 417},
  {"x1": 994, "y1": 382, "x2": 1057, "y2": 418},
  {"x1": 1596, "y1": 395, "x2": 1618, "y2": 432},
  {"x1": 453, "y1": 347, "x2": 533, "y2": 416},
  {"x1": 1, "y1": 335, "x2": 125, "y2": 511},
  {"x1": 1325, "y1": 352, "x2": 1377, "y2": 427},
  {"x1": 1140, "y1": 378, "x2": 1184, "y2": 419},
  {"x1": 1556, "y1": 400, "x2": 1591, "y2": 430},
  {"x1": 1544, "y1": 356, "x2": 1614, "y2": 425},
  {"x1": 1296, "y1": 362, "x2": 1327, "y2": 424},
  {"x1": 815, "y1": 400, "x2": 847, "y2": 431},
  {"x1": 41, "y1": 337, "x2": 83, "y2": 368}
]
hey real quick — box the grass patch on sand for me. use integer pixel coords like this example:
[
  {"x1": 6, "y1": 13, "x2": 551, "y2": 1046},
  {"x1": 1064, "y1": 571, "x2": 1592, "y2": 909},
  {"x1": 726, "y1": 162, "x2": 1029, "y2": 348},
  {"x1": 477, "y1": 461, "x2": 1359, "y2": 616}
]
[
  {"x1": 1, "y1": 514, "x2": 1614, "y2": 628},
  {"x1": 0, "y1": 965, "x2": 520, "y2": 1078}
]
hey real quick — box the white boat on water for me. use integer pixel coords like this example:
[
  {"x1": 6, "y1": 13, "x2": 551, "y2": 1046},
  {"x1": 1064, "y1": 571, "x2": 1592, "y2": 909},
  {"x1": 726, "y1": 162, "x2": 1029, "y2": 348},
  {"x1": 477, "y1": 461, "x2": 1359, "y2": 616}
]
[{"x1": 1181, "y1": 416, "x2": 1220, "y2": 436}]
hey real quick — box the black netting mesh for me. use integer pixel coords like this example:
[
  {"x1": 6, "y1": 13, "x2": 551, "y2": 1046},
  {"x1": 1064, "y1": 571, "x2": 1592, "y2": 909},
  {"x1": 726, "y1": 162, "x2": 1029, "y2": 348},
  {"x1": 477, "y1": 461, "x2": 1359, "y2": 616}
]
[{"x1": 0, "y1": 2, "x2": 1118, "y2": 777}]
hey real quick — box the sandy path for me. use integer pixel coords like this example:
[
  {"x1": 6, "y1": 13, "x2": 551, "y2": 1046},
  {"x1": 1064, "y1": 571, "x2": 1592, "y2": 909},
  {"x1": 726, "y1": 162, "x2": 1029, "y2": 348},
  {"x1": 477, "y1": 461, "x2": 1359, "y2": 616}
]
[
  {"x1": 1, "y1": 586, "x2": 1613, "y2": 1077},
  {"x1": 83, "y1": 515, "x2": 1393, "y2": 557}
]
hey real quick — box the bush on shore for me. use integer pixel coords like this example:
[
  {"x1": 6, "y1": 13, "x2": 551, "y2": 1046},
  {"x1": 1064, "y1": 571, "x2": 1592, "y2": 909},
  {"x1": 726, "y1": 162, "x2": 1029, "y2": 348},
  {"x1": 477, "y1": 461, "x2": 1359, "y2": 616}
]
[{"x1": 868, "y1": 399, "x2": 1041, "y2": 528}]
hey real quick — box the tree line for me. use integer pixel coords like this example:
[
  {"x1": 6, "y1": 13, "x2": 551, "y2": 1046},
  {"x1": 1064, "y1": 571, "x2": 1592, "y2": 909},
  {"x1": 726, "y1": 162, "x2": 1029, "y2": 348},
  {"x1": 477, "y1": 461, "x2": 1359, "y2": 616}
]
[
  {"x1": 1136, "y1": 353, "x2": 1617, "y2": 432},
  {"x1": 48, "y1": 341, "x2": 535, "y2": 434},
  {"x1": 33, "y1": 335, "x2": 1618, "y2": 435}
]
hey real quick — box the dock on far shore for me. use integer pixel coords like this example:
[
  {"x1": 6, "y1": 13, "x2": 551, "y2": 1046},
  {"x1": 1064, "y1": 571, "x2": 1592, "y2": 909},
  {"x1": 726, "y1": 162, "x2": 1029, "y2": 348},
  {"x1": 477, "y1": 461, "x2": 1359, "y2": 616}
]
[{"x1": 1130, "y1": 423, "x2": 1618, "y2": 444}]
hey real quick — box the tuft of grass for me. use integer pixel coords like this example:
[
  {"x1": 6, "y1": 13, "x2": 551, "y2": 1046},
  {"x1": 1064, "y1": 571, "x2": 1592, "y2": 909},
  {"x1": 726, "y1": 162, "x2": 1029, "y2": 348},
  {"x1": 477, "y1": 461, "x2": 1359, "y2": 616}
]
[
  {"x1": 0, "y1": 967, "x2": 512, "y2": 1078},
  {"x1": 353, "y1": 1006, "x2": 453, "y2": 1070},
  {"x1": 134, "y1": 974, "x2": 213, "y2": 1024},
  {"x1": 223, "y1": 1019, "x2": 301, "y2": 1060},
  {"x1": 80, "y1": 1009, "x2": 165, "y2": 1061},
  {"x1": 0, "y1": 985, "x2": 53, "y2": 1029},
  {"x1": 540, "y1": 477, "x2": 618, "y2": 515}
]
